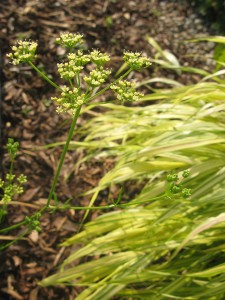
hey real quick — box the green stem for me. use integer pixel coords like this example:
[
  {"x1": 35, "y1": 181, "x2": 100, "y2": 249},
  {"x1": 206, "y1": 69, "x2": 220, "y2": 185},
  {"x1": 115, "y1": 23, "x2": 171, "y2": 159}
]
[
  {"x1": 28, "y1": 61, "x2": 62, "y2": 91},
  {"x1": 77, "y1": 74, "x2": 81, "y2": 88},
  {"x1": 0, "y1": 159, "x2": 15, "y2": 224},
  {"x1": 0, "y1": 220, "x2": 26, "y2": 233},
  {"x1": 9, "y1": 160, "x2": 14, "y2": 179},
  {"x1": 43, "y1": 105, "x2": 82, "y2": 210},
  {"x1": 69, "y1": 78, "x2": 74, "y2": 89},
  {"x1": 0, "y1": 229, "x2": 29, "y2": 250},
  {"x1": 49, "y1": 195, "x2": 165, "y2": 211}
]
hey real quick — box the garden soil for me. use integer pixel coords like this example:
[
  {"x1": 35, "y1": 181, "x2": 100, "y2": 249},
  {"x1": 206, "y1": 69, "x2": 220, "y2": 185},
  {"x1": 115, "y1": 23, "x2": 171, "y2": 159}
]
[{"x1": 0, "y1": 0, "x2": 217, "y2": 299}]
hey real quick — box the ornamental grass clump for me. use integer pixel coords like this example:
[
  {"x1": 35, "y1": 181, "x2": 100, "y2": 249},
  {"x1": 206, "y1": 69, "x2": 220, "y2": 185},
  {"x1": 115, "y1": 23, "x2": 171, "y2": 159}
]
[
  {"x1": 39, "y1": 37, "x2": 225, "y2": 299},
  {"x1": 1, "y1": 32, "x2": 151, "y2": 248},
  {"x1": 40, "y1": 166, "x2": 225, "y2": 299}
]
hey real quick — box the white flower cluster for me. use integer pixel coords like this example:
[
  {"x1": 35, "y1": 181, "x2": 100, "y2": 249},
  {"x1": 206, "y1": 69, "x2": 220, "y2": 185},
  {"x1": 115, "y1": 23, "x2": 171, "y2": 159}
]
[
  {"x1": 89, "y1": 50, "x2": 110, "y2": 66},
  {"x1": 51, "y1": 86, "x2": 86, "y2": 115},
  {"x1": 84, "y1": 67, "x2": 111, "y2": 87},
  {"x1": 111, "y1": 80, "x2": 144, "y2": 103},
  {"x1": 7, "y1": 40, "x2": 37, "y2": 65},
  {"x1": 123, "y1": 51, "x2": 151, "y2": 70},
  {"x1": 55, "y1": 32, "x2": 83, "y2": 48}
]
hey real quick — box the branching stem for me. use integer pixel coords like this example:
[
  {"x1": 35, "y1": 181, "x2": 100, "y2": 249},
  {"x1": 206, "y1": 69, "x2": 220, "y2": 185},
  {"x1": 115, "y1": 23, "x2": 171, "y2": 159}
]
[
  {"x1": 28, "y1": 61, "x2": 62, "y2": 91},
  {"x1": 42, "y1": 105, "x2": 82, "y2": 211}
]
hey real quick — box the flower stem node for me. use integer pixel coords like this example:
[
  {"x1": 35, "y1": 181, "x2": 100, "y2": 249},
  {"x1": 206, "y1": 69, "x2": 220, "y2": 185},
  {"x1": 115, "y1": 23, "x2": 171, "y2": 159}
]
[
  {"x1": 7, "y1": 40, "x2": 38, "y2": 65},
  {"x1": 51, "y1": 86, "x2": 86, "y2": 115},
  {"x1": 123, "y1": 51, "x2": 151, "y2": 70},
  {"x1": 55, "y1": 32, "x2": 84, "y2": 49},
  {"x1": 111, "y1": 80, "x2": 143, "y2": 103}
]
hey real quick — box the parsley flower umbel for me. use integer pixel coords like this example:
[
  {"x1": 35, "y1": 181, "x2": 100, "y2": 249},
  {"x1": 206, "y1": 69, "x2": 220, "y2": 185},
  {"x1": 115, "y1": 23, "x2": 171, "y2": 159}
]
[
  {"x1": 89, "y1": 50, "x2": 110, "y2": 67},
  {"x1": 68, "y1": 51, "x2": 90, "y2": 66},
  {"x1": 84, "y1": 67, "x2": 111, "y2": 87},
  {"x1": 111, "y1": 80, "x2": 144, "y2": 103},
  {"x1": 17, "y1": 174, "x2": 27, "y2": 184},
  {"x1": 123, "y1": 51, "x2": 151, "y2": 70},
  {"x1": 57, "y1": 62, "x2": 83, "y2": 80},
  {"x1": 55, "y1": 32, "x2": 83, "y2": 49},
  {"x1": 0, "y1": 173, "x2": 27, "y2": 204},
  {"x1": 7, "y1": 138, "x2": 19, "y2": 160},
  {"x1": 51, "y1": 86, "x2": 86, "y2": 115},
  {"x1": 57, "y1": 51, "x2": 90, "y2": 80},
  {"x1": 7, "y1": 40, "x2": 38, "y2": 65}
]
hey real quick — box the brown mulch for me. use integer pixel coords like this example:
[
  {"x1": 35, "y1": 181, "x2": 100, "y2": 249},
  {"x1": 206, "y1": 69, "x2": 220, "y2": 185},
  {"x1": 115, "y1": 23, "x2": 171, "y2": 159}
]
[{"x1": 0, "y1": 1, "x2": 217, "y2": 299}]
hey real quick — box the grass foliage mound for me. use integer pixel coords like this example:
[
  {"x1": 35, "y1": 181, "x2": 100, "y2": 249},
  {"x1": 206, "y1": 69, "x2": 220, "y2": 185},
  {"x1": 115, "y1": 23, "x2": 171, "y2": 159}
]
[{"x1": 40, "y1": 39, "x2": 225, "y2": 299}]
